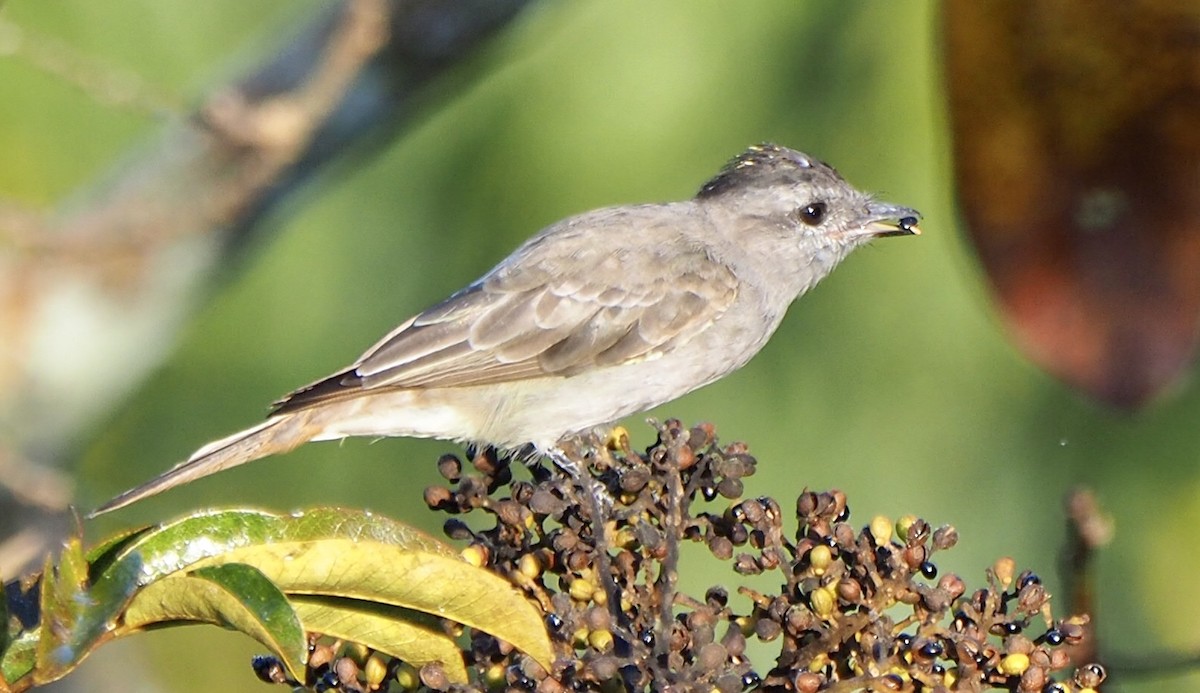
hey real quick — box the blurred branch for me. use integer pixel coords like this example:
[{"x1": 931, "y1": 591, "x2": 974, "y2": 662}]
[
  {"x1": 0, "y1": 15, "x2": 183, "y2": 116},
  {"x1": 0, "y1": 0, "x2": 529, "y2": 459},
  {"x1": 1061, "y1": 487, "x2": 1112, "y2": 667},
  {"x1": 0, "y1": 449, "x2": 73, "y2": 581},
  {"x1": 0, "y1": 449, "x2": 73, "y2": 511},
  {"x1": 0, "y1": 199, "x2": 48, "y2": 249},
  {"x1": 1062, "y1": 487, "x2": 1113, "y2": 614},
  {"x1": 1065, "y1": 488, "x2": 1200, "y2": 682},
  {"x1": 0, "y1": 0, "x2": 530, "y2": 573}
]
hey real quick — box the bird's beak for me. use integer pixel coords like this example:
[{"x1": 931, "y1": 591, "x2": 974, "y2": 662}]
[{"x1": 862, "y1": 202, "x2": 922, "y2": 238}]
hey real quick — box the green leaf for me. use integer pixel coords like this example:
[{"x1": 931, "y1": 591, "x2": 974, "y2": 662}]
[
  {"x1": 2, "y1": 575, "x2": 42, "y2": 693},
  {"x1": 0, "y1": 507, "x2": 552, "y2": 690},
  {"x1": 291, "y1": 596, "x2": 468, "y2": 683},
  {"x1": 34, "y1": 548, "x2": 85, "y2": 683},
  {"x1": 96, "y1": 509, "x2": 283, "y2": 585},
  {"x1": 189, "y1": 537, "x2": 553, "y2": 671},
  {"x1": 33, "y1": 536, "x2": 139, "y2": 686},
  {"x1": 84, "y1": 525, "x2": 154, "y2": 584},
  {"x1": 1, "y1": 630, "x2": 37, "y2": 691},
  {"x1": 98, "y1": 508, "x2": 456, "y2": 586},
  {"x1": 120, "y1": 563, "x2": 308, "y2": 680},
  {"x1": 99, "y1": 507, "x2": 552, "y2": 669}
]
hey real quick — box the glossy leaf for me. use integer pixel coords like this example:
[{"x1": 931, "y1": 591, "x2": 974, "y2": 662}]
[
  {"x1": 2, "y1": 507, "x2": 551, "y2": 690},
  {"x1": 0, "y1": 631, "x2": 37, "y2": 691},
  {"x1": 120, "y1": 563, "x2": 308, "y2": 680},
  {"x1": 97, "y1": 508, "x2": 454, "y2": 586},
  {"x1": 99, "y1": 507, "x2": 551, "y2": 669},
  {"x1": 84, "y1": 525, "x2": 154, "y2": 584},
  {"x1": 291, "y1": 597, "x2": 468, "y2": 682},
  {"x1": 944, "y1": 0, "x2": 1200, "y2": 408},
  {"x1": 190, "y1": 537, "x2": 553, "y2": 671},
  {"x1": 33, "y1": 536, "x2": 139, "y2": 686}
]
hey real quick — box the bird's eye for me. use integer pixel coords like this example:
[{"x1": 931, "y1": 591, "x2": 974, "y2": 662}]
[{"x1": 799, "y1": 202, "x2": 827, "y2": 226}]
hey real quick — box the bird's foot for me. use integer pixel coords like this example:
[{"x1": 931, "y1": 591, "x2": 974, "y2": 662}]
[{"x1": 546, "y1": 441, "x2": 614, "y2": 515}]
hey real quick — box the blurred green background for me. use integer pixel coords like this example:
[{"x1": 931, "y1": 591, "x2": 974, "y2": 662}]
[{"x1": 3, "y1": 1, "x2": 1198, "y2": 691}]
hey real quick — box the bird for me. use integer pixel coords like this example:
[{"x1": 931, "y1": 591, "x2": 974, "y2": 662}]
[{"x1": 91, "y1": 143, "x2": 920, "y2": 516}]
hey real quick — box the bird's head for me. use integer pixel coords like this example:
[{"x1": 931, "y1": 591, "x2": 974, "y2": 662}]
[{"x1": 697, "y1": 143, "x2": 920, "y2": 258}]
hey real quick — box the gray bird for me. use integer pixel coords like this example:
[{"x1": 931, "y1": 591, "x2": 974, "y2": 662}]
[{"x1": 92, "y1": 143, "x2": 919, "y2": 516}]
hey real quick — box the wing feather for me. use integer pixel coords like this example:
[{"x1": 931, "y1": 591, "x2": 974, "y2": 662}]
[{"x1": 272, "y1": 206, "x2": 739, "y2": 415}]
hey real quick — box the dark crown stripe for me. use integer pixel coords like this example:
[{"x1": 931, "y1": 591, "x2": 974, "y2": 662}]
[{"x1": 697, "y1": 143, "x2": 826, "y2": 199}]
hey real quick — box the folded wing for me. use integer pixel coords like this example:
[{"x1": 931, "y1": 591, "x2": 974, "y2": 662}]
[{"x1": 273, "y1": 211, "x2": 738, "y2": 414}]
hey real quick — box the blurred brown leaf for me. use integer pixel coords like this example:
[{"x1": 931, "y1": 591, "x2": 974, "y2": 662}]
[{"x1": 944, "y1": 0, "x2": 1200, "y2": 408}]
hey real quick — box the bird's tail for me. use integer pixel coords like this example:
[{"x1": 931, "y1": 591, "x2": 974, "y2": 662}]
[{"x1": 89, "y1": 411, "x2": 317, "y2": 517}]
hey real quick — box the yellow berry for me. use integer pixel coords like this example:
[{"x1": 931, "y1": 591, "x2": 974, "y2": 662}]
[
  {"x1": 569, "y1": 578, "x2": 595, "y2": 602},
  {"x1": 341, "y1": 642, "x2": 369, "y2": 665},
  {"x1": 896, "y1": 515, "x2": 918, "y2": 542},
  {"x1": 484, "y1": 662, "x2": 506, "y2": 687},
  {"x1": 998, "y1": 652, "x2": 1030, "y2": 676},
  {"x1": 518, "y1": 553, "x2": 542, "y2": 579},
  {"x1": 993, "y1": 557, "x2": 1016, "y2": 588},
  {"x1": 606, "y1": 426, "x2": 630, "y2": 449},
  {"x1": 614, "y1": 527, "x2": 638, "y2": 549},
  {"x1": 394, "y1": 662, "x2": 419, "y2": 690},
  {"x1": 870, "y1": 515, "x2": 893, "y2": 545},
  {"x1": 364, "y1": 654, "x2": 389, "y2": 689},
  {"x1": 461, "y1": 544, "x2": 487, "y2": 567},
  {"x1": 810, "y1": 585, "x2": 837, "y2": 618},
  {"x1": 588, "y1": 629, "x2": 614, "y2": 652},
  {"x1": 572, "y1": 627, "x2": 589, "y2": 649},
  {"x1": 809, "y1": 544, "x2": 832, "y2": 575}
]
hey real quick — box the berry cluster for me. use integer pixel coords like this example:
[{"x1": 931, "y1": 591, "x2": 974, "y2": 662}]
[{"x1": 264, "y1": 420, "x2": 1103, "y2": 691}]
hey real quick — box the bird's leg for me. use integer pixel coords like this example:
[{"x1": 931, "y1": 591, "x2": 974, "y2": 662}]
[
  {"x1": 546, "y1": 442, "x2": 613, "y2": 516},
  {"x1": 547, "y1": 434, "x2": 615, "y2": 511},
  {"x1": 544, "y1": 446, "x2": 580, "y2": 477}
]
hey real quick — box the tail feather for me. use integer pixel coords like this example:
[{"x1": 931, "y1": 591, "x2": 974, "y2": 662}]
[{"x1": 89, "y1": 412, "x2": 316, "y2": 517}]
